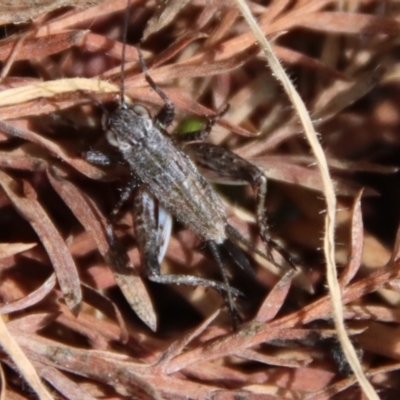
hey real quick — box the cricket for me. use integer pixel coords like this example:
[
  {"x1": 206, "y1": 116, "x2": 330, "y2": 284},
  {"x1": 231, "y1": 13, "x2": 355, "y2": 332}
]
[{"x1": 86, "y1": 2, "x2": 294, "y2": 328}]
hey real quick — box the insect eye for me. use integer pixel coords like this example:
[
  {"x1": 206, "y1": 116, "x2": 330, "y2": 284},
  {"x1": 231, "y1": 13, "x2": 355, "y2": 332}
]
[
  {"x1": 106, "y1": 129, "x2": 118, "y2": 147},
  {"x1": 132, "y1": 105, "x2": 150, "y2": 117}
]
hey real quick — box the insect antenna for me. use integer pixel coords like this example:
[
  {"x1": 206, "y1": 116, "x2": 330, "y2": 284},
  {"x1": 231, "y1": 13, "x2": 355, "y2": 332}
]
[{"x1": 119, "y1": 0, "x2": 132, "y2": 107}]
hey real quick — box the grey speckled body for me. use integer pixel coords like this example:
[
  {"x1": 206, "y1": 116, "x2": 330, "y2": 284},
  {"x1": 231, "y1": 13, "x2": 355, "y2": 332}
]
[
  {"x1": 85, "y1": 47, "x2": 290, "y2": 329},
  {"x1": 107, "y1": 104, "x2": 228, "y2": 244}
]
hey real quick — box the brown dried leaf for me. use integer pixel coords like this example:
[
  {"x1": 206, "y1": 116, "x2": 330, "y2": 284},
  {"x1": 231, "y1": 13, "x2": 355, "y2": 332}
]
[
  {"x1": 81, "y1": 284, "x2": 129, "y2": 344},
  {"x1": 344, "y1": 305, "x2": 400, "y2": 324},
  {"x1": 313, "y1": 67, "x2": 384, "y2": 123},
  {"x1": 7, "y1": 313, "x2": 59, "y2": 334},
  {"x1": 358, "y1": 321, "x2": 400, "y2": 360},
  {"x1": 124, "y1": 45, "x2": 260, "y2": 86},
  {"x1": 340, "y1": 189, "x2": 364, "y2": 287},
  {"x1": 143, "y1": 0, "x2": 190, "y2": 40},
  {"x1": 14, "y1": 332, "x2": 165, "y2": 399},
  {"x1": 274, "y1": 155, "x2": 398, "y2": 175},
  {"x1": 259, "y1": 0, "x2": 291, "y2": 26},
  {"x1": 84, "y1": 264, "x2": 116, "y2": 289},
  {"x1": 34, "y1": 0, "x2": 130, "y2": 37},
  {"x1": 0, "y1": 0, "x2": 103, "y2": 25},
  {"x1": 0, "y1": 31, "x2": 85, "y2": 62},
  {"x1": 0, "y1": 79, "x2": 116, "y2": 110},
  {"x1": 0, "y1": 317, "x2": 53, "y2": 400},
  {"x1": 178, "y1": 1, "x2": 333, "y2": 65},
  {"x1": 181, "y1": 361, "x2": 271, "y2": 387},
  {"x1": 0, "y1": 91, "x2": 115, "y2": 121},
  {"x1": 255, "y1": 269, "x2": 294, "y2": 323},
  {"x1": 35, "y1": 364, "x2": 95, "y2": 400},
  {"x1": 164, "y1": 259, "x2": 400, "y2": 374},
  {"x1": 0, "y1": 274, "x2": 56, "y2": 314},
  {"x1": 205, "y1": 8, "x2": 239, "y2": 48},
  {"x1": 55, "y1": 304, "x2": 120, "y2": 350},
  {"x1": 294, "y1": 12, "x2": 400, "y2": 36},
  {"x1": 241, "y1": 366, "x2": 335, "y2": 394},
  {"x1": 271, "y1": 263, "x2": 400, "y2": 331},
  {"x1": 251, "y1": 156, "x2": 377, "y2": 197},
  {"x1": 391, "y1": 218, "x2": 400, "y2": 263},
  {"x1": 273, "y1": 45, "x2": 347, "y2": 80},
  {"x1": 305, "y1": 363, "x2": 400, "y2": 400},
  {"x1": 0, "y1": 120, "x2": 105, "y2": 179},
  {"x1": 212, "y1": 392, "x2": 279, "y2": 400},
  {"x1": 157, "y1": 309, "x2": 220, "y2": 367},
  {"x1": 233, "y1": 348, "x2": 311, "y2": 368},
  {"x1": 47, "y1": 169, "x2": 157, "y2": 331},
  {"x1": 0, "y1": 0, "x2": 398, "y2": 396},
  {"x1": 167, "y1": 327, "x2": 348, "y2": 374},
  {"x1": 0, "y1": 241, "x2": 36, "y2": 259},
  {"x1": 108, "y1": 243, "x2": 158, "y2": 332},
  {"x1": 47, "y1": 168, "x2": 109, "y2": 254},
  {"x1": 0, "y1": 171, "x2": 82, "y2": 311},
  {"x1": 0, "y1": 152, "x2": 48, "y2": 172}
]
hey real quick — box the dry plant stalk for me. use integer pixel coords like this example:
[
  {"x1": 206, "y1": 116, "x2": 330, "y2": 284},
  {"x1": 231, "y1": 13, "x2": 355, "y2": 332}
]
[
  {"x1": 233, "y1": 0, "x2": 376, "y2": 398},
  {"x1": 0, "y1": 0, "x2": 400, "y2": 398}
]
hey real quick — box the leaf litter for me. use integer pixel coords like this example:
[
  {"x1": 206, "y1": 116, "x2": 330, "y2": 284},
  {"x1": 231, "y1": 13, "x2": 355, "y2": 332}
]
[{"x1": 0, "y1": 0, "x2": 400, "y2": 398}]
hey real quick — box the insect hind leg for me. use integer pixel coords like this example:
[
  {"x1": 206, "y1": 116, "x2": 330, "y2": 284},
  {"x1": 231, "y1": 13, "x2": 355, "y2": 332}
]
[
  {"x1": 222, "y1": 239, "x2": 255, "y2": 278},
  {"x1": 252, "y1": 174, "x2": 297, "y2": 268},
  {"x1": 134, "y1": 187, "x2": 242, "y2": 324},
  {"x1": 185, "y1": 142, "x2": 296, "y2": 269},
  {"x1": 143, "y1": 256, "x2": 242, "y2": 300},
  {"x1": 141, "y1": 248, "x2": 243, "y2": 329}
]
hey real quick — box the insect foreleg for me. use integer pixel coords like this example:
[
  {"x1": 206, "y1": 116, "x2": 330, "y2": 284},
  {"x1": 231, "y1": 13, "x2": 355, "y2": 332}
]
[
  {"x1": 84, "y1": 150, "x2": 139, "y2": 220},
  {"x1": 137, "y1": 47, "x2": 175, "y2": 129},
  {"x1": 84, "y1": 150, "x2": 121, "y2": 166},
  {"x1": 110, "y1": 177, "x2": 141, "y2": 220},
  {"x1": 84, "y1": 148, "x2": 141, "y2": 222}
]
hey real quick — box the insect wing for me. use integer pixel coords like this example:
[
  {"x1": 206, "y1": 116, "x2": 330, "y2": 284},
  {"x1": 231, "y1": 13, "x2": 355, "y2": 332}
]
[{"x1": 157, "y1": 203, "x2": 172, "y2": 264}]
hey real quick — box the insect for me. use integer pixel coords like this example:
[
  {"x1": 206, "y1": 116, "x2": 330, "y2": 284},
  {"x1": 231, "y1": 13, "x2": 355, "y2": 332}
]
[{"x1": 86, "y1": 4, "x2": 294, "y2": 329}]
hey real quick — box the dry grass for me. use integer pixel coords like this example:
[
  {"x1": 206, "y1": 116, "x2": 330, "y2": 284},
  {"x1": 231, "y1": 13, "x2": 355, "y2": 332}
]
[{"x1": 0, "y1": 0, "x2": 400, "y2": 399}]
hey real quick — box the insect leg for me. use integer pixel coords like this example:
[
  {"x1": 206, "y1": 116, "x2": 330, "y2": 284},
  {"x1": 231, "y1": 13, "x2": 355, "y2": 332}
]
[
  {"x1": 110, "y1": 177, "x2": 141, "y2": 220},
  {"x1": 222, "y1": 239, "x2": 255, "y2": 278},
  {"x1": 186, "y1": 142, "x2": 296, "y2": 268},
  {"x1": 253, "y1": 174, "x2": 297, "y2": 268},
  {"x1": 137, "y1": 47, "x2": 175, "y2": 129},
  {"x1": 134, "y1": 187, "x2": 242, "y2": 298},
  {"x1": 207, "y1": 240, "x2": 241, "y2": 328},
  {"x1": 84, "y1": 150, "x2": 121, "y2": 166},
  {"x1": 85, "y1": 149, "x2": 140, "y2": 220}
]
